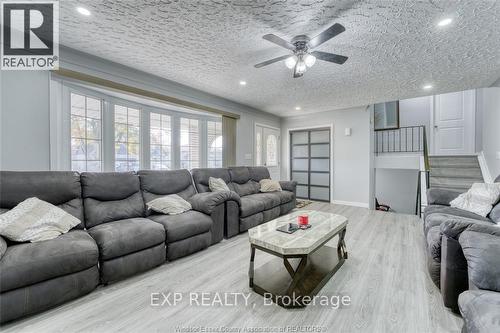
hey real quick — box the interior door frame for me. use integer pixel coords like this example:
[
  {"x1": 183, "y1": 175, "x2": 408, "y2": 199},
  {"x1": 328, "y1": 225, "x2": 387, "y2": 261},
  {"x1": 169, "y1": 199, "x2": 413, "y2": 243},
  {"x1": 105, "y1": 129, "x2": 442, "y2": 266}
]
[
  {"x1": 254, "y1": 122, "x2": 281, "y2": 176},
  {"x1": 286, "y1": 124, "x2": 334, "y2": 202},
  {"x1": 429, "y1": 90, "x2": 476, "y2": 155}
]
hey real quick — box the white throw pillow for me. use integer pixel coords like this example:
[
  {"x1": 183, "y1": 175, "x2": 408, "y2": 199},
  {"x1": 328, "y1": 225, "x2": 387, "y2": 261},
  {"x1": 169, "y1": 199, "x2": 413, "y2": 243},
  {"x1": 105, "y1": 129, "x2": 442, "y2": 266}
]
[
  {"x1": 209, "y1": 177, "x2": 230, "y2": 192},
  {"x1": 450, "y1": 183, "x2": 500, "y2": 217},
  {"x1": 0, "y1": 197, "x2": 81, "y2": 242},
  {"x1": 260, "y1": 179, "x2": 282, "y2": 192},
  {"x1": 147, "y1": 194, "x2": 192, "y2": 215}
]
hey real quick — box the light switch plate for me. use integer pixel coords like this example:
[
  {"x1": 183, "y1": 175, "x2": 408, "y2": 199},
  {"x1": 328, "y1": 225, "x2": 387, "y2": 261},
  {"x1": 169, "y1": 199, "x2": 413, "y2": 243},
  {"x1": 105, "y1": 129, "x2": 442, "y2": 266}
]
[
  {"x1": 496, "y1": 152, "x2": 500, "y2": 160},
  {"x1": 344, "y1": 128, "x2": 352, "y2": 136}
]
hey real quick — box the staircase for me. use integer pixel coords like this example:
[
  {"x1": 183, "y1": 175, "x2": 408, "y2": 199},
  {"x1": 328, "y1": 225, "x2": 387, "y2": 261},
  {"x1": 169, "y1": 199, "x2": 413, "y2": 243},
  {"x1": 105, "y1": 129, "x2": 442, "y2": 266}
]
[{"x1": 428, "y1": 155, "x2": 484, "y2": 192}]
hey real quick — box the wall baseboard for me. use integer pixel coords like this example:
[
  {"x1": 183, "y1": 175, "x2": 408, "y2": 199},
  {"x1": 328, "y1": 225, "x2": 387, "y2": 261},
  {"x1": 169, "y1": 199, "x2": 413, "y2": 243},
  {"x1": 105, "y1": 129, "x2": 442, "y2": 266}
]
[
  {"x1": 478, "y1": 151, "x2": 493, "y2": 183},
  {"x1": 331, "y1": 200, "x2": 369, "y2": 208}
]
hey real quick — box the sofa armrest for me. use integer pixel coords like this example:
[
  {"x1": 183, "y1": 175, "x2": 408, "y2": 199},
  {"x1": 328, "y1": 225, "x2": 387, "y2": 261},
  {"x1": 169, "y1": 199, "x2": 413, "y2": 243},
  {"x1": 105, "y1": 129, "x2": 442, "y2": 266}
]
[
  {"x1": 0, "y1": 235, "x2": 7, "y2": 260},
  {"x1": 279, "y1": 180, "x2": 297, "y2": 194},
  {"x1": 189, "y1": 191, "x2": 241, "y2": 215},
  {"x1": 440, "y1": 216, "x2": 495, "y2": 240},
  {"x1": 426, "y1": 188, "x2": 463, "y2": 206},
  {"x1": 459, "y1": 230, "x2": 500, "y2": 291}
]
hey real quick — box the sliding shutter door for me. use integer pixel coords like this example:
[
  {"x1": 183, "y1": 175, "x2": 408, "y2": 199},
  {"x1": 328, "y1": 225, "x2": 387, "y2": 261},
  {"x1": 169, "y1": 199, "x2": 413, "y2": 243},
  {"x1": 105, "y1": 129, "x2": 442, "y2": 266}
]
[{"x1": 290, "y1": 128, "x2": 331, "y2": 202}]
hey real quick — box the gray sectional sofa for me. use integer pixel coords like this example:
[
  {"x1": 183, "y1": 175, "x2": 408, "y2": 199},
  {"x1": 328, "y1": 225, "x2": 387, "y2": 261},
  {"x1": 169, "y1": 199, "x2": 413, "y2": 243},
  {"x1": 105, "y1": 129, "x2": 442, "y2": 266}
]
[
  {"x1": 423, "y1": 175, "x2": 500, "y2": 311},
  {"x1": 191, "y1": 166, "x2": 297, "y2": 237},
  {"x1": 0, "y1": 166, "x2": 294, "y2": 323}
]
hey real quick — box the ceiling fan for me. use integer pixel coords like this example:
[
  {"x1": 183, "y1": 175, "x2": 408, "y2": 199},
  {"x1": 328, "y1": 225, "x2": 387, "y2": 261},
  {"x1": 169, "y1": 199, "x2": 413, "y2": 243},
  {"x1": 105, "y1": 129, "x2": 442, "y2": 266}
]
[{"x1": 254, "y1": 23, "x2": 348, "y2": 78}]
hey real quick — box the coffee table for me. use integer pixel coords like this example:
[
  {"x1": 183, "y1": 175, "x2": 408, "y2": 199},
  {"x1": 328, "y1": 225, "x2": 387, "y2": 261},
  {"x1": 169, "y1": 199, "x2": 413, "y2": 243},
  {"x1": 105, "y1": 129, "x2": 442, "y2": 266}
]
[{"x1": 248, "y1": 210, "x2": 348, "y2": 308}]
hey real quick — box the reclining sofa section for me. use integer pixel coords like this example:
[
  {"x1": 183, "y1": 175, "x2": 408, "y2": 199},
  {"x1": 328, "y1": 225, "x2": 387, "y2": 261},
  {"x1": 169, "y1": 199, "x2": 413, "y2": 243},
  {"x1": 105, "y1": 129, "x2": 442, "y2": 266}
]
[
  {"x1": 81, "y1": 172, "x2": 166, "y2": 284},
  {"x1": 191, "y1": 166, "x2": 297, "y2": 238},
  {"x1": 0, "y1": 171, "x2": 99, "y2": 323}
]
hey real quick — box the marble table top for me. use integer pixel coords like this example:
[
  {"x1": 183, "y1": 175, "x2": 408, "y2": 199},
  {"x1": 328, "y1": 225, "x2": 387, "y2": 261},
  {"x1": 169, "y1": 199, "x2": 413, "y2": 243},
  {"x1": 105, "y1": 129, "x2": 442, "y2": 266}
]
[{"x1": 248, "y1": 210, "x2": 348, "y2": 255}]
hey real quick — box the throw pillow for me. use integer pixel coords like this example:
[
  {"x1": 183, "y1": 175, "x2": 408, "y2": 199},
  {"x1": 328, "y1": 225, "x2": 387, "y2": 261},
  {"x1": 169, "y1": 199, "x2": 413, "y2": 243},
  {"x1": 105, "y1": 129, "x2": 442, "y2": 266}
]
[
  {"x1": 147, "y1": 194, "x2": 192, "y2": 215},
  {"x1": 209, "y1": 177, "x2": 230, "y2": 192},
  {"x1": 0, "y1": 197, "x2": 81, "y2": 242},
  {"x1": 450, "y1": 183, "x2": 500, "y2": 217},
  {"x1": 260, "y1": 179, "x2": 282, "y2": 192}
]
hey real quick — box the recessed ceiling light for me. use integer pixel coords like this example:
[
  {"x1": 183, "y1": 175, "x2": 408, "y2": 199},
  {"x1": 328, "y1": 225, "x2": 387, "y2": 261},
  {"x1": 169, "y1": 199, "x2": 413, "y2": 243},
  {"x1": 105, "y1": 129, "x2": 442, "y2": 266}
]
[
  {"x1": 295, "y1": 106, "x2": 301, "y2": 111},
  {"x1": 239, "y1": 80, "x2": 247, "y2": 86},
  {"x1": 437, "y1": 18, "x2": 452, "y2": 27},
  {"x1": 423, "y1": 84, "x2": 433, "y2": 90},
  {"x1": 76, "y1": 7, "x2": 91, "y2": 16}
]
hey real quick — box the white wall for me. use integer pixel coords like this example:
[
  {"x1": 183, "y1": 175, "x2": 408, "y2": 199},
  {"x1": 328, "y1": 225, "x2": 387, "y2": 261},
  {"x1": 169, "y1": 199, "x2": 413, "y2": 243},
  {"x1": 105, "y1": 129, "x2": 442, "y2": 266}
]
[
  {"x1": 1, "y1": 47, "x2": 280, "y2": 170},
  {"x1": 281, "y1": 106, "x2": 372, "y2": 207},
  {"x1": 1, "y1": 71, "x2": 51, "y2": 170},
  {"x1": 375, "y1": 168, "x2": 418, "y2": 214},
  {"x1": 478, "y1": 87, "x2": 500, "y2": 179},
  {"x1": 399, "y1": 96, "x2": 431, "y2": 145}
]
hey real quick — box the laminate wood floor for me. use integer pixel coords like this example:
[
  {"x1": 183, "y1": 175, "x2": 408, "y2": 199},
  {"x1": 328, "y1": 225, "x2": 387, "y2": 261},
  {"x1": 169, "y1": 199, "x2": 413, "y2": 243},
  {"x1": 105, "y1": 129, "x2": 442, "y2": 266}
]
[{"x1": 2, "y1": 203, "x2": 463, "y2": 333}]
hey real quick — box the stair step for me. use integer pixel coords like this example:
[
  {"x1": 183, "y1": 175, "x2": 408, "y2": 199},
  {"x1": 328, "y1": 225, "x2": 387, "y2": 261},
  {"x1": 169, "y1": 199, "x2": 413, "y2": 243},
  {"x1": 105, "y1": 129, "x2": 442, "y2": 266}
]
[
  {"x1": 428, "y1": 155, "x2": 479, "y2": 168},
  {"x1": 429, "y1": 176, "x2": 480, "y2": 190},
  {"x1": 429, "y1": 167, "x2": 483, "y2": 179}
]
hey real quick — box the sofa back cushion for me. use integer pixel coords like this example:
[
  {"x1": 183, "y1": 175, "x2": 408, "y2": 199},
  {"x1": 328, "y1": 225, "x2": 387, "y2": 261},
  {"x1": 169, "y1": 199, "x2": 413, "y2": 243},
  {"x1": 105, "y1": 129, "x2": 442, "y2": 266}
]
[
  {"x1": 138, "y1": 170, "x2": 196, "y2": 215},
  {"x1": 191, "y1": 168, "x2": 231, "y2": 193},
  {"x1": 248, "y1": 166, "x2": 271, "y2": 182},
  {"x1": 228, "y1": 167, "x2": 260, "y2": 197},
  {"x1": 81, "y1": 172, "x2": 144, "y2": 228},
  {"x1": 0, "y1": 171, "x2": 84, "y2": 228}
]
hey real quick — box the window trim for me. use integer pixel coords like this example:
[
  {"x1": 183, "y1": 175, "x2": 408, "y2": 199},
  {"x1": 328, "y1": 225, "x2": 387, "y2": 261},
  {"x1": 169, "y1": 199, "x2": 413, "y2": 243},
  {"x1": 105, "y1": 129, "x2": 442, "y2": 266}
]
[{"x1": 52, "y1": 80, "x2": 222, "y2": 172}]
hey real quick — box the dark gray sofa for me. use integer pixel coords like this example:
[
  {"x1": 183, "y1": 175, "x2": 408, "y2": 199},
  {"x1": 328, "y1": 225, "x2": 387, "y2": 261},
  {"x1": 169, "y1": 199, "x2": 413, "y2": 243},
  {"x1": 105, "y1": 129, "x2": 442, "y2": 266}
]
[
  {"x1": 191, "y1": 166, "x2": 297, "y2": 237},
  {"x1": 138, "y1": 169, "x2": 236, "y2": 260},
  {"x1": 458, "y1": 224, "x2": 500, "y2": 333},
  {"x1": 0, "y1": 171, "x2": 99, "y2": 323},
  {"x1": 423, "y1": 175, "x2": 500, "y2": 311},
  {"x1": 81, "y1": 172, "x2": 166, "y2": 284}
]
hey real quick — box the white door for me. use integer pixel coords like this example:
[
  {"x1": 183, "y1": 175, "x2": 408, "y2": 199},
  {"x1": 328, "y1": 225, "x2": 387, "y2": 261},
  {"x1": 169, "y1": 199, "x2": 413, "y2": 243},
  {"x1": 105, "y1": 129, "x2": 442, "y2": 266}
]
[
  {"x1": 255, "y1": 125, "x2": 280, "y2": 179},
  {"x1": 432, "y1": 90, "x2": 475, "y2": 155}
]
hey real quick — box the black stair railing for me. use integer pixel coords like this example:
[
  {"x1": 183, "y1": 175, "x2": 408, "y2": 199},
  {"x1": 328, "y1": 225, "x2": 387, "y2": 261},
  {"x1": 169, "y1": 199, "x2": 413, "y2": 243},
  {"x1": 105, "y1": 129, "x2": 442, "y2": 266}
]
[{"x1": 374, "y1": 125, "x2": 430, "y2": 216}]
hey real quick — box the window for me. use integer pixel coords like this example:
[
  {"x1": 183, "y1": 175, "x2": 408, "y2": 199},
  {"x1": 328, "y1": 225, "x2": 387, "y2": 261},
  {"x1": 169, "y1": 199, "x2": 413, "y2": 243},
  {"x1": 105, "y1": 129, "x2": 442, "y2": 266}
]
[
  {"x1": 180, "y1": 118, "x2": 199, "y2": 169},
  {"x1": 255, "y1": 130, "x2": 262, "y2": 166},
  {"x1": 207, "y1": 121, "x2": 223, "y2": 167},
  {"x1": 70, "y1": 93, "x2": 102, "y2": 172},
  {"x1": 266, "y1": 134, "x2": 278, "y2": 166},
  {"x1": 150, "y1": 113, "x2": 172, "y2": 170},
  {"x1": 114, "y1": 105, "x2": 141, "y2": 171}
]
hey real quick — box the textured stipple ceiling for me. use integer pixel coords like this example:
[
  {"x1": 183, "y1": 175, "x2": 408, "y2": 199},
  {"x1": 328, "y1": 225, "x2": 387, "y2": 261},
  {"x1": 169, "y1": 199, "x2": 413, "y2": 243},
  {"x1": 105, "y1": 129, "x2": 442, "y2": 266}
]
[{"x1": 60, "y1": 0, "x2": 500, "y2": 117}]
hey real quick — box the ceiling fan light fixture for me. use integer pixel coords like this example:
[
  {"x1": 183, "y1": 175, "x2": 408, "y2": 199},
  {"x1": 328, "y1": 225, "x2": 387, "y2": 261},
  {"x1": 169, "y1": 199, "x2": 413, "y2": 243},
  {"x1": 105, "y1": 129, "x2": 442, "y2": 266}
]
[
  {"x1": 296, "y1": 60, "x2": 307, "y2": 74},
  {"x1": 285, "y1": 56, "x2": 297, "y2": 69},
  {"x1": 304, "y1": 54, "x2": 316, "y2": 67}
]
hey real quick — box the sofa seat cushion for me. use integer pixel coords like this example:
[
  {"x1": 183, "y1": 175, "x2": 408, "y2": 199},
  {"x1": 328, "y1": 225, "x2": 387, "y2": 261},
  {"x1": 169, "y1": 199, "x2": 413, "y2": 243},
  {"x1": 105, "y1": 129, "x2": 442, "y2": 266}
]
[
  {"x1": 426, "y1": 226, "x2": 442, "y2": 261},
  {"x1": 0, "y1": 230, "x2": 98, "y2": 292},
  {"x1": 276, "y1": 191, "x2": 295, "y2": 204},
  {"x1": 149, "y1": 211, "x2": 212, "y2": 243},
  {"x1": 246, "y1": 193, "x2": 281, "y2": 209},
  {"x1": 424, "y1": 205, "x2": 490, "y2": 222},
  {"x1": 459, "y1": 290, "x2": 500, "y2": 333},
  {"x1": 88, "y1": 218, "x2": 165, "y2": 260}
]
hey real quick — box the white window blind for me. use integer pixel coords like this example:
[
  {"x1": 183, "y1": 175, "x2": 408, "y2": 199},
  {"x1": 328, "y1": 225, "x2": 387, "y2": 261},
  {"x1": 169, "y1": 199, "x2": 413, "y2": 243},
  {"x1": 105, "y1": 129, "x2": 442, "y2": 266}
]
[
  {"x1": 180, "y1": 118, "x2": 200, "y2": 169},
  {"x1": 207, "y1": 120, "x2": 223, "y2": 168}
]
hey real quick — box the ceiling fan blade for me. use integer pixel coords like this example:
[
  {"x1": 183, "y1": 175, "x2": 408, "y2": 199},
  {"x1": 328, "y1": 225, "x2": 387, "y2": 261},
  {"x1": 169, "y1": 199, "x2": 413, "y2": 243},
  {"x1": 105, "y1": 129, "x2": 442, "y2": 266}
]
[
  {"x1": 308, "y1": 23, "x2": 345, "y2": 49},
  {"x1": 262, "y1": 34, "x2": 295, "y2": 51},
  {"x1": 311, "y1": 51, "x2": 348, "y2": 64},
  {"x1": 293, "y1": 62, "x2": 303, "y2": 78},
  {"x1": 254, "y1": 54, "x2": 291, "y2": 68}
]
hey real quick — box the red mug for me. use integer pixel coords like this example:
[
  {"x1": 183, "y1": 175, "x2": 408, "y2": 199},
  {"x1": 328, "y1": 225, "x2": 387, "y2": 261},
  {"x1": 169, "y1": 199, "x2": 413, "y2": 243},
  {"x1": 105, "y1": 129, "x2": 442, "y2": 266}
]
[{"x1": 298, "y1": 215, "x2": 309, "y2": 226}]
